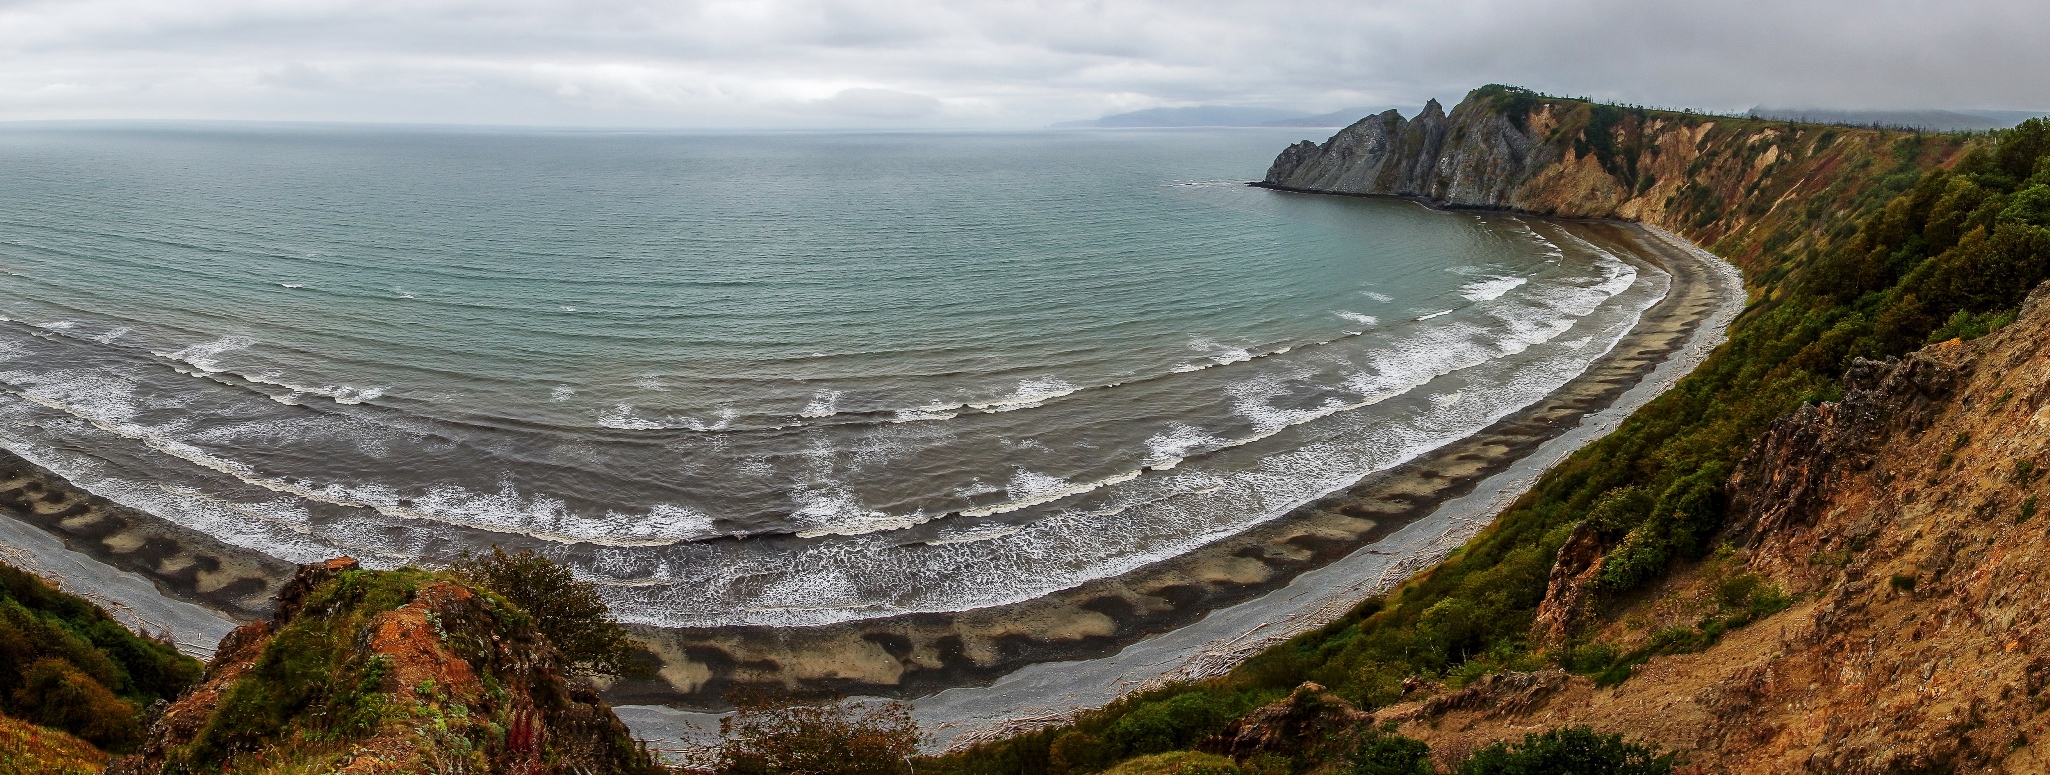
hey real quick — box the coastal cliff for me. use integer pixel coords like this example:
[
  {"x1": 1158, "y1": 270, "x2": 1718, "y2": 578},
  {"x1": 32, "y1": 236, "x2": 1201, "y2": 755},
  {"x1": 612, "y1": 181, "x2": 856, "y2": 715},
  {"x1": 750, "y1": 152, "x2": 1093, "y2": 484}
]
[{"x1": 1262, "y1": 85, "x2": 1967, "y2": 256}]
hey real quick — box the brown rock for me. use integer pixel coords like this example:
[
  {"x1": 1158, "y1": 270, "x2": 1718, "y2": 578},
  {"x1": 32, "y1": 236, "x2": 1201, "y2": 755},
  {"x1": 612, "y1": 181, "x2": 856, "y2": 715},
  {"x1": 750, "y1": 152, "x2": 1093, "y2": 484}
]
[{"x1": 1201, "y1": 682, "x2": 1372, "y2": 763}]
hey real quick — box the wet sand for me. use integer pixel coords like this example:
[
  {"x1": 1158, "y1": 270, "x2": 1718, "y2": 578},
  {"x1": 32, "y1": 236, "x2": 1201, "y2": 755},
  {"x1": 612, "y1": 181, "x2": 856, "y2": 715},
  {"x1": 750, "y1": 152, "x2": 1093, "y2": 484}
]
[
  {"x1": 0, "y1": 217, "x2": 1743, "y2": 740},
  {"x1": 597, "y1": 219, "x2": 1742, "y2": 708},
  {"x1": 619, "y1": 221, "x2": 1745, "y2": 752}
]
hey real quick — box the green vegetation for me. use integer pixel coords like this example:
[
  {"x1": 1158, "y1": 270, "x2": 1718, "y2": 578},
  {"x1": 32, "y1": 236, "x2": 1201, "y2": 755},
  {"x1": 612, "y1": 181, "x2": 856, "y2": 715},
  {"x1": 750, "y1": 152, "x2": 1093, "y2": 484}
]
[
  {"x1": 448, "y1": 546, "x2": 639, "y2": 677},
  {"x1": 0, "y1": 562, "x2": 202, "y2": 753},
  {"x1": 165, "y1": 567, "x2": 436, "y2": 770},
  {"x1": 1098, "y1": 751, "x2": 1241, "y2": 775},
  {"x1": 716, "y1": 695, "x2": 919, "y2": 775},
  {"x1": 926, "y1": 99, "x2": 2050, "y2": 775},
  {"x1": 136, "y1": 559, "x2": 661, "y2": 774},
  {"x1": 1458, "y1": 727, "x2": 1676, "y2": 775},
  {"x1": 0, "y1": 710, "x2": 107, "y2": 775},
  {"x1": 1345, "y1": 728, "x2": 1433, "y2": 775}
]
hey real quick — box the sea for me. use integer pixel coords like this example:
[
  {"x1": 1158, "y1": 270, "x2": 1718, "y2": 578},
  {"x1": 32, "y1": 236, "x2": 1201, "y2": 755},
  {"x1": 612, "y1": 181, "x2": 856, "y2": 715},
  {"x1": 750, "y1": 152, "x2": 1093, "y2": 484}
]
[{"x1": 0, "y1": 124, "x2": 1666, "y2": 628}]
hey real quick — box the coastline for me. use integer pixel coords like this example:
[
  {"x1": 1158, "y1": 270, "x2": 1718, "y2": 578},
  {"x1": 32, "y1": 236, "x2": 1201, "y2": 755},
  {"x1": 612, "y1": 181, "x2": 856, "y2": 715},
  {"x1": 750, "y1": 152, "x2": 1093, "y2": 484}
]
[
  {"x1": 619, "y1": 217, "x2": 1744, "y2": 752},
  {"x1": 601, "y1": 217, "x2": 1731, "y2": 708},
  {"x1": 0, "y1": 214, "x2": 1744, "y2": 733}
]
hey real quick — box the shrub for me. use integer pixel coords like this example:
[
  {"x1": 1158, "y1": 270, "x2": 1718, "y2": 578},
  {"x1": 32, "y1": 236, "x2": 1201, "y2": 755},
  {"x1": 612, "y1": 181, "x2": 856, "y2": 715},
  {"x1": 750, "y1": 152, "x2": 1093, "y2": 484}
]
[
  {"x1": 1049, "y1": 730, "x2": 1113, "y2": 774},
  {"x1": 1348, "y1": 729, "x2": 1433, "y2": 775},
  {"x1": 9, "y1": 659, "x2": 140, "y2": 752},
  {"x1": 448, "y1": 547, "x2": 637, "y2": 676},
  {"x1": 1104, "y1": 691, "x2": 1243, "y2": 757},
  {"x1": 716, "y1": 695, "x2": 918, "y2": 775},
  {"x1": 1102, "y1": 751, "x2": 1241, "y2": 775},
  {"x1": 1457, "y1": 727, "x2": 1676, "y2": 775},
  {"x1": 0, "y1": 562, "x2": 200, "y2": 753}
]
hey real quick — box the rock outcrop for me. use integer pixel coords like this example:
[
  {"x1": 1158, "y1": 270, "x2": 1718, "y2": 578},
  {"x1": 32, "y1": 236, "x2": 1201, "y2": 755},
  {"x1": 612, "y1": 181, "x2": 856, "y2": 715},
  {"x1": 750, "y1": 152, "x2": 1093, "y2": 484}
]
[
  {"x1": 1259, "y1": 85, "x2": 1956, "y2": 250},
  {"x1": 110, "y1": 558, "x2": 660, "y2": 775},
  {"x1": 1200, "y1": 682, "x2": 1371, "y2": 764}
]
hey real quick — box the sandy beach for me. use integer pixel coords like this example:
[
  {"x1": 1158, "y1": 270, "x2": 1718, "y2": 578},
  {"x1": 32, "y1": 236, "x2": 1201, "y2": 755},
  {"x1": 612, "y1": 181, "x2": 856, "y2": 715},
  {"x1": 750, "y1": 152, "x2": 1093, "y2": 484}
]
[
  {"x1": 616, "y1": 219, "x2": 1744, "y2": 752},
  {"x1": 597, "y1": 218, "x2": 1741, "y2": 709},
  {"x1": 0, "y1": 215, "x2": 1742, "y2": 751}
]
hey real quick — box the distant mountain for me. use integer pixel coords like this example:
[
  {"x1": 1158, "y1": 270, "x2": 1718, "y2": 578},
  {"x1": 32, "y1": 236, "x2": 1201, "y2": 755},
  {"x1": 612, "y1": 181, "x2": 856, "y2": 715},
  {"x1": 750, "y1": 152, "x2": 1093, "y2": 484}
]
[
  {"x1": 1748, "y1": 107, "x2": 2048, "y2": 131},
  {"x1": 1054, "y1": 105, "x2": 1391, "y2": 129},
  {"x1": 1261, "y1": 107, "x2": 1394, "y2": 127}
]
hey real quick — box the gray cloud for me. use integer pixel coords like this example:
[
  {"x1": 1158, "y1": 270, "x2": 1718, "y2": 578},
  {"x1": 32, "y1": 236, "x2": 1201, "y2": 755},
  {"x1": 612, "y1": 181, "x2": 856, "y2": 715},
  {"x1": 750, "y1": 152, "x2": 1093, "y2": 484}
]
[{"x1": 0, "y1": 0, "x2": 2042, "y2": 127}]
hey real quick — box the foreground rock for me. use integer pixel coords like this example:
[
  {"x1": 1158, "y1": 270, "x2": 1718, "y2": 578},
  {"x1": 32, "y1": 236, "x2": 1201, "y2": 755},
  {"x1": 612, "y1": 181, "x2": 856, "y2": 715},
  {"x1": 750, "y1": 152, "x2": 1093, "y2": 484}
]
[{"x1": 110, "y1": 558, "x2": 660, "y2": 775}]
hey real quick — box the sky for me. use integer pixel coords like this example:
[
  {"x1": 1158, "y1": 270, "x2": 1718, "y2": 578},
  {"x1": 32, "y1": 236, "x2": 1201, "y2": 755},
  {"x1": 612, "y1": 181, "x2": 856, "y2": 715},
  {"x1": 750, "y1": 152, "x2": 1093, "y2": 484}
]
[{"x1": 0, "y1": 0, "x2": 2044, "y2": 129}]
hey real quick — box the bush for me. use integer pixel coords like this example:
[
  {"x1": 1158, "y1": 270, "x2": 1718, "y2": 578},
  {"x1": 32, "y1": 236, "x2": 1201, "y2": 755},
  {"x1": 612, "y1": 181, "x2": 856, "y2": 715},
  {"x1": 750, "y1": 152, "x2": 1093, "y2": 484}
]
[
  {"x1": 1348, "y1": 729, "x2": 1434, "y2": 775},
  {"x1": 1102, "y1": 751, "x2": 1241, "y2": 775},
  {"x1": 448, "y1": 547, "x2": 637, "y2": 676},
  {"x1": 716, "y1": 695, "x2": 918, "y2": 775},
  {"x1": 1457, "y1": 727, "x2": 1676, "y2": 775},
  {"x1": 9, "y1": 659, "x2": 140, "y2": 752},
  {"x1": 0, "y1": 562, "x2": 200, "y2": 753},
  {"x1": 1049, "y1": 730, "x2": 1113, "y2": 774},
  {"x1": 1104, "y1": 691, "x2": 1243, "y2": 757}
]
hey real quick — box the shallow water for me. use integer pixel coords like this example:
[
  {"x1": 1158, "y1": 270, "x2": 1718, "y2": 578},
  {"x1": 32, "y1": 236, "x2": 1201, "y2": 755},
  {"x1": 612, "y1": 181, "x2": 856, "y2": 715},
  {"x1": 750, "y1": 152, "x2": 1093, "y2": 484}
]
[{"x1": 0, "y1": 125, "x2": 1664, "y2": 627}]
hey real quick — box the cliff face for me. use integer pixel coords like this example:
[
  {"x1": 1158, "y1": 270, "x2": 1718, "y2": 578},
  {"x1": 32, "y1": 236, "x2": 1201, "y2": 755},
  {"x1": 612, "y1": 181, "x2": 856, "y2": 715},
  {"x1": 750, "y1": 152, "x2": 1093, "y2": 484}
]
[
  {"x1": 1261, "y1": 86, "x2": 1970, "y2": 257},
  {"x1": 110, "y1": 559, "x2": 659, "y2": 775},
  {"x1": 1376, "y1": 282, "x2": 2050, "y2": 773}
]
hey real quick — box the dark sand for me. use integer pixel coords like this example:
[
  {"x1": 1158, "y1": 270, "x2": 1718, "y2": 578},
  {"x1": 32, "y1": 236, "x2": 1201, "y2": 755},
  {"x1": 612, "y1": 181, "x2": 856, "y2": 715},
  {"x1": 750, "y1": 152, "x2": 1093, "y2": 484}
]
[
  {"x1": 0, "y1": 217, "x2": 1740, "y2": 721},
  {"x1": 599, "y1": 219, "x2": 1738, "y2": 708}
]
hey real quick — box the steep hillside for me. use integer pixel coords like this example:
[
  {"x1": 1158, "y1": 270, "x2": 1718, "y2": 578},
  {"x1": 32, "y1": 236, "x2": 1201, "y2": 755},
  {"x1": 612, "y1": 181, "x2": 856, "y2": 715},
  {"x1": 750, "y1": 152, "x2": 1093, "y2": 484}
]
[
  {"x1": 1380, "y1": 281, "x2": 2050, "y2": 772},
  {"x1": 0, "y1": 560, "x2": 202, "y2": 755},
  {"x1": 0, "y1": 710, "x2": 108, "y2": 775},
  {"x1": 108, "y1": 558, "x2": 661, "y2": 775},
  {"x1": 928, "y1": 88, "x2": 2050, "y2": 774}
]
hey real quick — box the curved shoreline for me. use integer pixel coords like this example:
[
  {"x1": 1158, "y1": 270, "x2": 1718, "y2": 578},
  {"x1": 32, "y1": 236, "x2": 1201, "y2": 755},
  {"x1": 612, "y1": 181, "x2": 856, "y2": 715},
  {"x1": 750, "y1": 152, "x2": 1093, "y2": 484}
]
[
  {"x1": 618, "y1": 218, "x2": 1745, "y2": 752},
  {"x1": 0, "y1": 212, "x2": 1744, "y2": 749}
]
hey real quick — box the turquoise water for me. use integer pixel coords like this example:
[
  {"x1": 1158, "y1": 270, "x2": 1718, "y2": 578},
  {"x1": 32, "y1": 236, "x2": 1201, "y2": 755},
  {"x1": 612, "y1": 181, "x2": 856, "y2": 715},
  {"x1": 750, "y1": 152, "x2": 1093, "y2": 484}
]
[{"x1": 0, "y1": 125, "x2": 1665, "y2": 626}]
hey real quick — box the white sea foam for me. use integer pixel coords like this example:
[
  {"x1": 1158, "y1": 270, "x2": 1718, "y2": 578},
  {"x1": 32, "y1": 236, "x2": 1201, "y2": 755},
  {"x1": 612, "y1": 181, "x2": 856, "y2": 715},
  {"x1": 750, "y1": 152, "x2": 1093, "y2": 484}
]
[
  {"x1": 160, "y1": 336, "x2": 255, "y2": 373},
  {"x1": 1416, "y1": 309, "x2": 1453, "y2": 320},
  {"x1": 1188, "y1": 336, "x2": 1253, "y2": 366},
  {"x1": 892, "y1": 405, "x2": 959, "y2": 422},
  {"x1": 1144, "y1": 424, "x2": 1224, "y2": 467},
  {"x1": 800, "y1": 389, "x2": 842, "y2": 418},
  {"x1": 92, "y1": 327, "x2": 131, "y2": 345},
  {"x1": 226, "y1": 371, "x2": 388, "y2": 405},
  {"x1": 1334, "y1": 311, "x2": 1378, "y2": 325},
  {"x1": 967, "y1": 377, "x2": 1077, "y2": 412},
  {"x1": 279, "y1": 283, "x2": 304, "y2": 289},
  {"x1": 598, "y1": 404, "x2": 667, "y2": 430},
  {"x1": 1458, "y1": 276, "x2": 1528, "y2": 302},
  {"x1": 1361, "y1": 291, "x2": 1394, "y2": 302},
  {"x1": 922, "y1": 525, "x2": 1025, "y2": 546},
  {"x1": 956, "y1": 468, "x2": 1144, "y2": 518},
  {"x1": 551, "y1": 386, "x2": 575, "y2": 401}
]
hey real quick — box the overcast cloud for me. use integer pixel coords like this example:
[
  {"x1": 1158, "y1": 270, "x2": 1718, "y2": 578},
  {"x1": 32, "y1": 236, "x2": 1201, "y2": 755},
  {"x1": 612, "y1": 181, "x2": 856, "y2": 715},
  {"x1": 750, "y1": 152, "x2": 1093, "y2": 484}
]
[{"x1": 0, "y1": 0, "x2": 2043, "y2": 128}]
